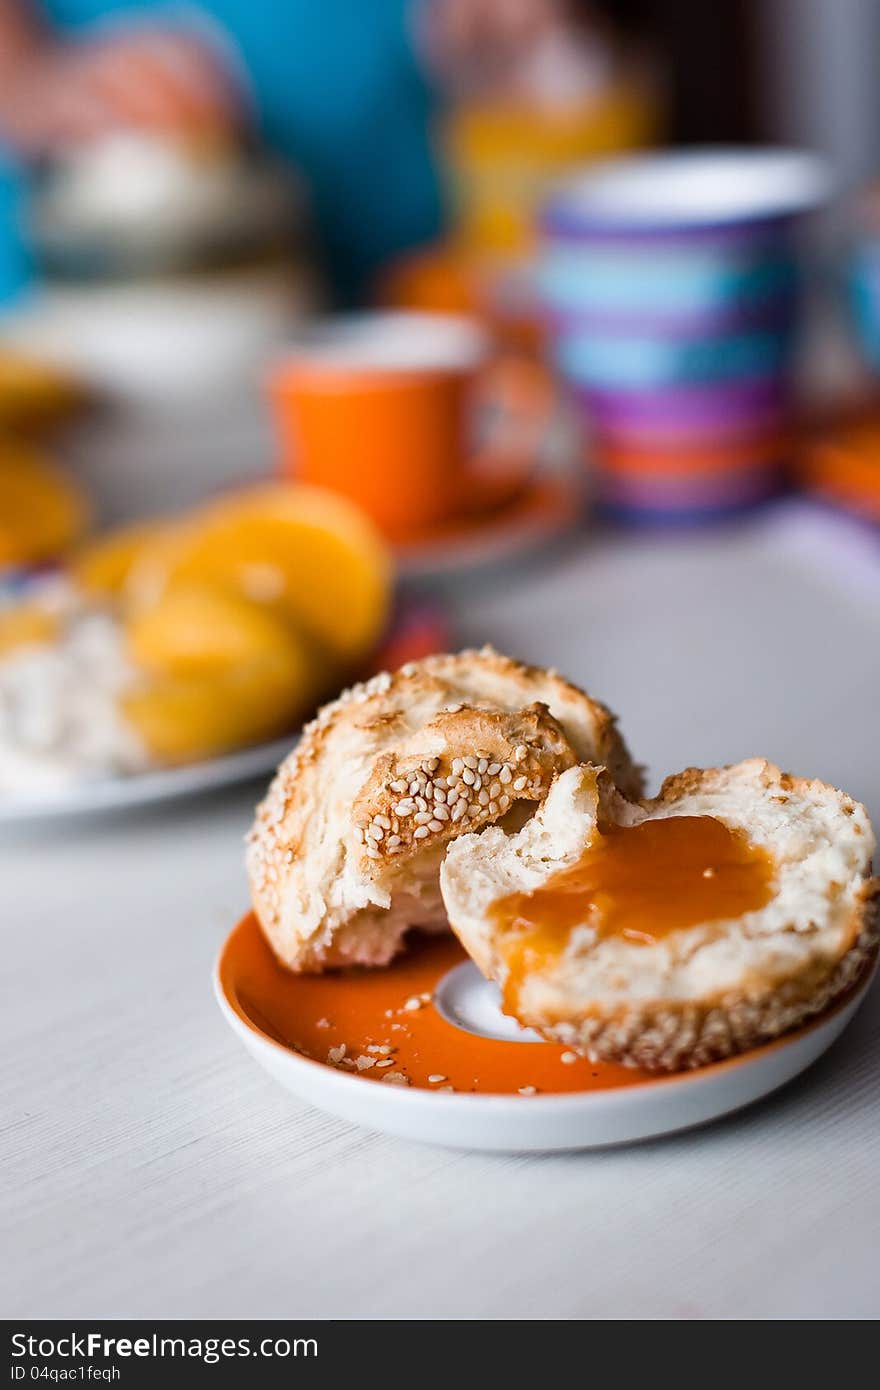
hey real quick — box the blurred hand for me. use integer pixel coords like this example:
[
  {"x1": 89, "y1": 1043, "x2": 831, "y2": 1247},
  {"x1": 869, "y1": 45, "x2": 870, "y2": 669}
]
[
  {"x1": 0, "y1": 27, "x2": 241, "y2": 156},
  {"x1": 425, "y1": 0, "x2": 569, "y2": 82}
]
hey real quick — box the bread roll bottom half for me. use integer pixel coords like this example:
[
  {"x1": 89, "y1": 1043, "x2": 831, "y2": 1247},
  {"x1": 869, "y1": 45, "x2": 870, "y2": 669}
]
[{"x1": 440, "y1": 759, "x2": 877, "y2": 1071}]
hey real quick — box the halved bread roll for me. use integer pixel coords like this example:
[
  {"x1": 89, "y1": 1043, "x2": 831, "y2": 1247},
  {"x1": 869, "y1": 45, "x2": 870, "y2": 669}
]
[
  {"x1": 440, "y1": 759, "x2": 878, "y2": 1071},
  {"x1": 247, "y1": 647, "x2": 641, "y2": 971}
]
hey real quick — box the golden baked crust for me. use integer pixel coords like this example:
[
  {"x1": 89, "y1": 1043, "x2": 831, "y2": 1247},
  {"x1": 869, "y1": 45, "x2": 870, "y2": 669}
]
[
  {"x1": 440, "y1": 759, "x2": 878, "y2": 1071},
  {"x1": 247, "y1": 646, "x2": 641, "y2": 972}
]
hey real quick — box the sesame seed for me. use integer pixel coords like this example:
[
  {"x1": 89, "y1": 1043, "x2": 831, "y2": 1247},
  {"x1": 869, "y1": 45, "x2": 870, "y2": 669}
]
[
  {"x1": 368, "y1": 824, "x2": 384, "y2": 841},
  {"x1": 518, "y1": 1085, "x2": 537, "y2": 1096},
  {"x1": 383, "y1": 1073, "x2": 410, "y2": 1086},
  {"x1": 395, "y1": 799, "x2": 415, "y2": 816},
  {"x1": 434, "y1": 776, "x2": 447, "y2": 789},
  {"x1": 434, "y1": 786, "x2": 446, "y2": 804},
  {"x1": 499, "y1": 765, "x2": 512, "y2": 784},
  {"x1": 414, "y1": 810, "x2": 433, "y2": 825},
  {"x1": 462, "y1": 768, "x2": 476, "y2": 785},
  {"x1": 489, "y1": 780, "x2": 502, "y2": 798},
  {"x1": 432, "y1": 804, "x2": 449, "y2": 821},
  {"x1": 561, "y1": 1051, "x2": 578, "y2": 1065},
  {"x1": 355, "y1": 1055, "x2": 376, "y2": 1070},
  {"x1": 451, "y1": 801, "x2": 467, "y2": 822},
  {"x1": 378, "y1": 1045, "x2": 394, "y2": 1054},
  {"x1": 390, "y1": 779, "x2": 407, "y2": 794},
  {"x1": 428, "y1": 819, "x2": 444, "y2": 833},
  {"x1": 366, "y1": 846, "x2": 381, "y2": 859},
  {"x1": 375, "y1": 814, "x2": 391, "y2": 830},
  {"x1": 487, "y1": 763, "x2": 502, "y2": 777},
  {"x1": 386, "y1": 834, "x2": 401, "y2": 847},
  {"x1": 499, "y1": 794, "x2": 510, "y2": 810},
  {"x1": 515, "y1": 745, "x2": 528, "y2": 762},
  {"x1": 375, "y1": 1058, "x2": 395, "y2": 1068},
  {"x1": 472, "y1": 775, "x2": 482, "y2": 791},
  {"x1": 409, "y1": 781, "x2": 421, "y2": 796},
  {"x1": 416, "y1": 796, "x2": 428, "y2": 812},
  {"x1": 413, "y1": 826, "x2": 430, "y2": 839},
  {"x1": 425, "y1": 757, "x2": 439, "y2": 771},
  {"x1": 366, "y1": 1044, "x2": 383, "y2": 1053},
  {"x1": 477, "y1": 758, "x2": 488, "y2": 775},
  {"x1": 328, "y1": 1045, "x2": 346, "y2": 1063},
  {"x1": 452, "y1": 758, "x2": 463, "y2": 776},
  {"x1": 447, "y1": 789, "x2": 459, "y2": 806},
  {"x1": 403, "y1": 996, "x2": 422, "y2": 1011},
  {"x1": 478, "y1": 789, "x2": 490, "y2": 806},
  {"x1": 513, "y1": 776, "x2": 527, "y2": 791},
  {"x1": 463, "y1": 755, "x2": 478, "y2": 770},
  {"x1": 488, "y1": 801, "x2": 499, "y2": 815},
  {"x1": 428, "y1": 1074, "x2": 447, "y2": 1084}
]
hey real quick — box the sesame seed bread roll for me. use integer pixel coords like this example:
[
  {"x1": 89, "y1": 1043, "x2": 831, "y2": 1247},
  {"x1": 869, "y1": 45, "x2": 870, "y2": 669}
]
[
  {"x1": 440, "y1": 760, "x2": 878, "y2": 1071},
  {"x1": 247, "y1": 647, "x2": 641, "y2": 972}
]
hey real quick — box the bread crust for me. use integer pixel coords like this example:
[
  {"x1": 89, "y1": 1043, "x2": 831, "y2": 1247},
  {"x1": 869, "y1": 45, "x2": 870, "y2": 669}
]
[
  {"x1": 247, "y1": 647, "x2": 641, "y2": 971},
  {"x1": 440, "y1": 759, "x2": 878, "y2": 1070}
]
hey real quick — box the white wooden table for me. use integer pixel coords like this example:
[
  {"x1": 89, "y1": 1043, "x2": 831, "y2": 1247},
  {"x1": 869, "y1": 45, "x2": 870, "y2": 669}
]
[{"x1": 3, "y1": 504, "x2": 879, "y2": 1320}]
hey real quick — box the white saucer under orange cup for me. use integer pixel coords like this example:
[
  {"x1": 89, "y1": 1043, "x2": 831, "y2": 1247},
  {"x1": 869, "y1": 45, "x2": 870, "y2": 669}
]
[{"x1": 268, "y1": 311, "x2": 549, "y2": 540}]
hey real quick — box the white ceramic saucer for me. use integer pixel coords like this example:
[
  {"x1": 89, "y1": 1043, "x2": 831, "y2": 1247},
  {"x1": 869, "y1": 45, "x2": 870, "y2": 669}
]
[{"x1": 215, "y1": 918, "x2": 876, "y2": 1153}]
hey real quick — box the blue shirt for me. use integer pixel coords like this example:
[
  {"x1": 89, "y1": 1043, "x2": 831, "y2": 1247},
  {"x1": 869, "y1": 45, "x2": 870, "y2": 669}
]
[{"x1": 38, "y1": 0, "x2": 444, "y2": 300}]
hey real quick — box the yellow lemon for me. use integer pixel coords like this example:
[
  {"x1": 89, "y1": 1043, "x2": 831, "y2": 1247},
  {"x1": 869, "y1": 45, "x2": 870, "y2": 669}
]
[{"x1": 127, "y1": 483, "x2": 392, "y2": 665}]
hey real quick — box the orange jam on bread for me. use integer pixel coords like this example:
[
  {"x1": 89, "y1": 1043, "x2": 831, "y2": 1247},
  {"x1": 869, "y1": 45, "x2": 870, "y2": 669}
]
[{"x1": 492, "y1": 816, "x2": 775, "y2": 1012}]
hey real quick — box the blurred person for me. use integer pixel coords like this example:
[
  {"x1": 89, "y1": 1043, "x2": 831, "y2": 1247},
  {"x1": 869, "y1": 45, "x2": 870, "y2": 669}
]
[{"x1": 0, "y1": 0, "x2": 577, "y2": 301}]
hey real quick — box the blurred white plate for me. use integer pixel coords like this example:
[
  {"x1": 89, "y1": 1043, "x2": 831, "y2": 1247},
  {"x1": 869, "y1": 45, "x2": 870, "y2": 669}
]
[{"x1": 0, "y1": 735, "x2": 293, "y2": 827}]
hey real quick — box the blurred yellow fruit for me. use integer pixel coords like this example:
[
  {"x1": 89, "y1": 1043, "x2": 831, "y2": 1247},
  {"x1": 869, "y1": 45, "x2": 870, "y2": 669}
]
[
  {"x1": 71, "y1": 520, "x2": 172, "y2": 598},
  {"x1": 0, "y1": 603, "x2": 58, "y2": 657},
  {"x1": 127, "y1": 483, "x2": 392, "y2": 665},
  {"x1": 125, "y1": 584, "x2": 312, "y2": 679},
  {"x1": 0, "y1": 447, "x2": 89, "y2": 566},
  {"x1": 121, "y1": 585, "x2": 319, "y2": 762},
  {"x1": 122, "y1": 660, "x2": 313, "y2": 764},
  {"x1": 0, "y1": 351, "x2": 82, "y2": 428}
]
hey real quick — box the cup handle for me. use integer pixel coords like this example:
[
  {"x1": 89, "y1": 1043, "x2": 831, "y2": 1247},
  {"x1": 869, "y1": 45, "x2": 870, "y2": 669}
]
[{"x1": 465, "y1": 351, "x2": 556, "y2": 512}]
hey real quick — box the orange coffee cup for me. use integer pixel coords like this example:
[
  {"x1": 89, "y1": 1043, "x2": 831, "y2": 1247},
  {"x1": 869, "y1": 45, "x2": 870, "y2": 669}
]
[{"x1": 269, "y1": 312, "x2": 499, "y2": 536}]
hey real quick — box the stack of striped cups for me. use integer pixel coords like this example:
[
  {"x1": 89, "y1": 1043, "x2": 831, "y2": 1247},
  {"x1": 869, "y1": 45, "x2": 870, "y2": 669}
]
[{"x1": 538, "y1": 150, "x2": 830, "y2": 523}]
